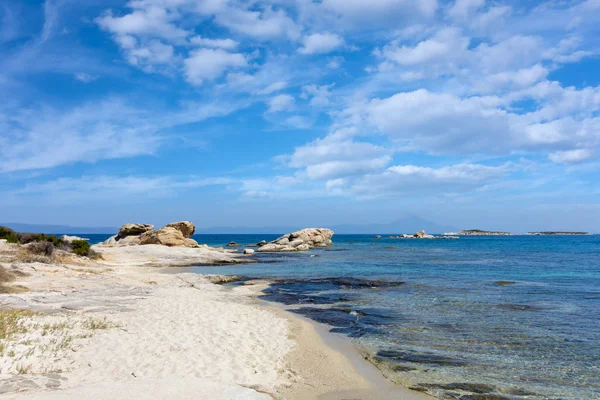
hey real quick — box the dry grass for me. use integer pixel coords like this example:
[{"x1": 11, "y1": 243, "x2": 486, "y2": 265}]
[
  {"x1": 0, "y1": 265, "x2": 29, "y2": 294},
  {"x1": 83, "y1": 316, "x2": 119, "y2": 330},
  {"x1": 0, "y1": 309, "x2": 34, "y2": 341}
]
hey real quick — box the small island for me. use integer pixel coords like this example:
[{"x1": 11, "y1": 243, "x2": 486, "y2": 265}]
[
  {"x1": 528, "y1": 231, "x2": 589, "y2": 235},
  {"x1": 444, "y1": 229, "x2": 511, "y2": 236}
]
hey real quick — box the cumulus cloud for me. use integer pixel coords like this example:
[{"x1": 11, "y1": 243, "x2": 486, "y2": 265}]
[
  {"x1": 298, "y1": 32, "x2": 344, "y2": 55},
  {"x1": 189, "y1": 36, "x2": 238, "y2": 50},
  {"x1": 184, "y1": 48, "x2": 247, "y2": 85},
  {"x1": 267, "y1": 94, "x2": 295, "y2": 112},
  {"x1": 350, "y1": 162, "x2": 510, "y2": 197},
  {"x1": 549, "y1": 149, "x2": 594, "y2": 164},
  {"x1": 288, "y1": 136, "x2": 392, "y2": 180}
]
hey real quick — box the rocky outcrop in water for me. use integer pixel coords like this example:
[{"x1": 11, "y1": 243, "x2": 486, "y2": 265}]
[
  {"x1": 99, "y1": 221, "x2": 199, "y2": 248},
  {"x1": 257, "y1": 228, "x2": 334, "y2": 252},
  {"x1": 444, "y1": 229, "x2": 511, "y2": 236},
  {"x1": 118, "y1": 223, "x2": 154, "y2": 238}
]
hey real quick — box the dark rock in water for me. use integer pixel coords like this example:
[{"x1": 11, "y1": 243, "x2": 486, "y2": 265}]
[
  {"x1": 504, "y1": 388, "x2": 537, "y2": 396},
  {"x1": 256, "y1": 240, "x2": 267, "y2": 247},
  {"x1": 374, "y1": 235, "x2": 382, "y2": 239},
  {"x1": 497, "y1": 304, "x2": 549, "y2": 311},
  {"x1": 377, "y1": 349, "x2": 467, "y2": 367},
  {"x1": 494, "y1": 281, "x2": 516, "y2": 286},
  {"x1": 425, "y1": 383, "x2": 495, "y2": 394},
  {"x1": 226, "y1": 241, "x2": 239, "y2": 247},
  {"x1": 291, "y1": 307, "x2": 402, "y2": 338},
  {"x1": 457, "y1": 394, "x2": 511, "y2": 400}
]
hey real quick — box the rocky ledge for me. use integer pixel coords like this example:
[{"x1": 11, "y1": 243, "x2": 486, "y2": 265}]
[
  {"x1": 99, "y1": 221, "x2": 200, "y2": 248},
  {"x1": 257, "y1": 228, "x2": 334, "y2": 252}
]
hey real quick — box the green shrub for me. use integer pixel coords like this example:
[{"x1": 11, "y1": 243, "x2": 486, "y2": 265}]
[
  {"x1": 70, "y1": 240, "x2": 91, "y2": 257},
  {"x1": 0, "y1": 227, "x2": 19, "y2": 244},
  {"x1": 27, "y1": 242, "x2": 55, "y2": 257},
  {"x1": 16, "y1": 233, "x2": 64, "y2": 247}
]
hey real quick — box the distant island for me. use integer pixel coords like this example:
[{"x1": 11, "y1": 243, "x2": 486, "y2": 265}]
[
  {"x1": 444, "y1": 229, "x2": 511, "y2": 236},
  {"x1": 528, "y1": 231, "x2": 589, "y2": 235}
]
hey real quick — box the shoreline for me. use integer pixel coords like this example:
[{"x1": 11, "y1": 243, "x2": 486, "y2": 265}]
[
  {"x1": 243, "y1": 281, "x2": 432, "y2": 400},
  {"x1": 0, "y1": 241, "x2": 430, "y2": 399}
]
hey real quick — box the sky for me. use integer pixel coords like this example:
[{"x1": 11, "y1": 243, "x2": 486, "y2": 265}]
[{"x1": 1, "y1": 0, "x2": 599, "y2": 232}]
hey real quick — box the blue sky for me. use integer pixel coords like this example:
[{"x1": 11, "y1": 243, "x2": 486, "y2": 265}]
[{"x1": 1, "y1": 0, "x2": 599, "y2": 231}]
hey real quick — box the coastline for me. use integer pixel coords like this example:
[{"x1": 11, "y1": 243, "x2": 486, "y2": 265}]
[
  {"x1": 0, "y1": 241, "x2": 430, "y2": 399},
  {"x1": 245, "y1": 281, "x2": 433, "y2": 400}
]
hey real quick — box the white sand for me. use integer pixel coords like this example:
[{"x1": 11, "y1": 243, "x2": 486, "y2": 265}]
[{"x1": 0, "y1": 242, "x2": 431, "y2": 400}]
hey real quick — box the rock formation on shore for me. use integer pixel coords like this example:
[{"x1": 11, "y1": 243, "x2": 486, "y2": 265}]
[
  {"x1": 99, "y1": 222, "x2": 200, "y2": 248},
  {"x1": 257, "y1": 228, "x2": 334, "y2": 252}
]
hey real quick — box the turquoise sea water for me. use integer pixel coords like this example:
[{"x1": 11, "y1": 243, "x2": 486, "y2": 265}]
[{"x1": 85, "y1": 234, "x2": 600, "y2": 399}]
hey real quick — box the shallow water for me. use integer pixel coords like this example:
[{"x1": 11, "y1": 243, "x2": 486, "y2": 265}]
[{"x1": 89, "y1": 233, "x2": 600, "y2": 399}]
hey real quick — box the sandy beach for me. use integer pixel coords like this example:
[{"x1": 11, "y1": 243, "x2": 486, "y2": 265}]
[{"x1": 0, "y1": 240, "x2": 430, "y2": 399}]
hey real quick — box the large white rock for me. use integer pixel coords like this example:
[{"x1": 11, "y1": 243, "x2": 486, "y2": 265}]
[
  {"x1": 258, "y1": 228, "x2": 334, "y2": 252},
  {"x1": 99, "y1": 221, "x2": 198, "y2": 248},
  {"x1": 118, "y1": 223, "x2": 154, "y2": 238}
]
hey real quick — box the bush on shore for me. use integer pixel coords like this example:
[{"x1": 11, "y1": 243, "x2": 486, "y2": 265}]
[
  {"x1": 0, "y1": 226, "x2": 101, "y2": 259},
  {"x1": 0, "y1": 227, "x2": 19, "y2": 244}
]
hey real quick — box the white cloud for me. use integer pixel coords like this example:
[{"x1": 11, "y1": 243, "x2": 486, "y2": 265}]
[
  {"x1": 301, "y1": 84, "x2": 335, "y2": 107},
  {"x1": 256, "y1": 81, "x2": 287, "y2": 95},
  {"x1": 350, "y1": 162, "x2": 510, "y2": 197},
  {"x1": 184, "y1": 48, "x2": 246, "y2": 85},
  {"x1": 314, "y1": 0, "x2": 438, "y2": 28},
  {"x1": 74, "y1": 72, "x2": 97, "y2": 83},
  {"x1": 298, "y1": 33, "x2": 344, "y2": 55},
  {"x1": 378, "y1": 27, "x2": 469, "y2": 66},
  {"x1": 267, "y1": 94, "x2": 295, "y2": 112},
  {"x1": 288, "y1": 136, "x2": 392, "y2": 180},
  {"x1": 448, "y1": 0, "x2": 484, "y2": 20},
  {"x1": 214, "y1": 6, "x2": 300, "y2": 41},
  {"x1": 549, "y1": 149, "x2": 594, "y2": 164},
  {"x1": 189, "y1": 36, "x2": 238, "y2": 50},
  {"x1": 96, "y1": 7, "x2": 188, "y2": 42}
]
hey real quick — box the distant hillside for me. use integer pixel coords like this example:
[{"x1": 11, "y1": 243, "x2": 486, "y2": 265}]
[
  {"x1": 331, "y1": 216, "x2": 457, "y2": 234},
  {"x1": 2, "y1": 216, "x2": 457, "y2": 235},
  {"x1": 0, "y1": 223, "x2": 117, "y2": 234},
  {"x1": 197, "y1": 216, "x2": 457, "y2": 235}
]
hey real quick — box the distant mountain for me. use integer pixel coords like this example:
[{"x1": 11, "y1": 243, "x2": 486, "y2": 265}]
[
  {"x1": 197, "y1": 216, "x2": 457, "y2": 235},
  {"x1": 2, "y1": 216, "x2": 457, "y2": 235},
  {"x1": 331, "y1": 216, "x2": 457, "y2": 234},
  {"x1": 196, "y1": 226, "x2": 301, "y2": 234},
  {"x1": 0, "y1": 223, "x2": 117, "y2": 234}
]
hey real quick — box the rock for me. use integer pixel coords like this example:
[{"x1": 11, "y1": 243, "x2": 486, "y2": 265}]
[
  {"x1": 118, "y1": 223, "x2": 154, "y2": 238},
  {"x1": 99, "y1": 235, "x2": 142, "y2": 247},
  {"x1": 60, "y1": 235, "x2": 88, "y2": 243},
  {"x1": 243, "y1": 249, "x2": 255, "y2": 255},
  {"x1": 226, "y1": 242, "x2": 239, "y2": 247},
  {"x1": 258, "y1": 228, "x2": 334, "y2": 253},
  {"x1": 164, "y1": 221, "x2": 195, "y2": 238},
  {"x1": 413, "y1": 230, "x2": 434, "y2": 239},
  {"x1": 0, "y1": 239, "x2": 7, "y2": 244},
  {"x1": 374, "y1": 235, "x2": 382, "y2": 239},
  {"x1": 139, "y1": 227, "x2": 199, "y2": 248},
  {"x1": 256, "y1": 240, "x2": 267, "y2": 247}
]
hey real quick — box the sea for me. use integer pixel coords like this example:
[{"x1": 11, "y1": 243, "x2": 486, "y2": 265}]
[{"x1": 83, "y1": 233, "x2": 600, "y2": 400}]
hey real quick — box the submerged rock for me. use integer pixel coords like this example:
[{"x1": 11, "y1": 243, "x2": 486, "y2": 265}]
[{"x1": 257, "y1": 228, "x2": 334, "y2": 252}]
